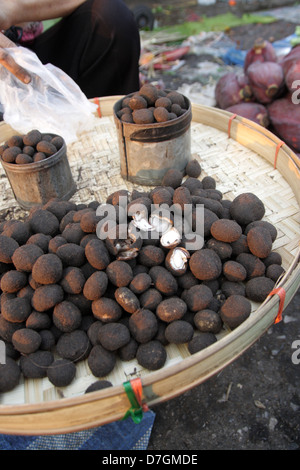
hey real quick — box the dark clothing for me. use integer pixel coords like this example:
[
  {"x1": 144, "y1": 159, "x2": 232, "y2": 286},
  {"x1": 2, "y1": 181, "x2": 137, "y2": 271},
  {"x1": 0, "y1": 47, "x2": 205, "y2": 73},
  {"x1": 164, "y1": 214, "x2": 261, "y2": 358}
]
[{"x1": 28, "y1": 0, "x2": 141, "y2": 98}]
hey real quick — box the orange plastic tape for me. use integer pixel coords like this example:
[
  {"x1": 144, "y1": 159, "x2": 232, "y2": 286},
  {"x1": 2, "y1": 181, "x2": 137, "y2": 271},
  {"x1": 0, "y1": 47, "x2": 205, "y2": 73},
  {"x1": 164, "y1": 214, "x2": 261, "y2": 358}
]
[
  {"x1": 228, "y1": 114, "x2": 237, "y2": 138},
  {"x1": 267, "y1": 287, "x2": 286, "y2": 324},
  {"x1": 130, "y1": 378, "x2": 149, "y2": 412},
  {"x1": 274, "y1": 141, "x2": 284, "y2": 169},
  {"x1": 93, "y1": 97, "x2": 102, "y2": 118}
]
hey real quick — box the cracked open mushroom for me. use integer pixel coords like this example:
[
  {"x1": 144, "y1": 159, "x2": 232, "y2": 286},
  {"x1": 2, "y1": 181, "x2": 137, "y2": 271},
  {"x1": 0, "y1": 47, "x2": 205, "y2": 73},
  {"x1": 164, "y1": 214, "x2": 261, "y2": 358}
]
[
  {"x1": 160, "y1": 226, "x2": 182, "y2": 249},
  {"x1": 105, "y1": 223, "x2": 142, "y2": 261},
  {"x1": 127, "y1": 197, "x2": 151, "y2": 219},
  {"x1": 149, "y1": 208, "x2": 174, "y2": 235},
  {"x1": 131, "y1": 213, "x2": 154, "y2": 232},
  {"x1": 165, "y1": 246, "x2": 190, "y2": 276},
  {"x1": 127, "y1": 197, "x2": 155, "y2": 233}
]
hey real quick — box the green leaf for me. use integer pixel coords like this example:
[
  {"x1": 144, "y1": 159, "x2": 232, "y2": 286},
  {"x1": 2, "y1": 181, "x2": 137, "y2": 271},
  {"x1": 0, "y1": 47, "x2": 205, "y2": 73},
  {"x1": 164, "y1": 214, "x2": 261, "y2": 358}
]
[{"x1": 151, "y1": 12, "x2": 277, "y2": 37}]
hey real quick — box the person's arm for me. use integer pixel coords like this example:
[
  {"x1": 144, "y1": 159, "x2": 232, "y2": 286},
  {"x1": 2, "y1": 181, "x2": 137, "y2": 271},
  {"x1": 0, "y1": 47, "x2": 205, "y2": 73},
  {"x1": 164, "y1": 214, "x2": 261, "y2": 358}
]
[
  {"x1": 0, "y1": 0, "x2": 87, "y2": 30},
  {"x1": 0, "y1": 0, "x2": 87, "y2": 84}
]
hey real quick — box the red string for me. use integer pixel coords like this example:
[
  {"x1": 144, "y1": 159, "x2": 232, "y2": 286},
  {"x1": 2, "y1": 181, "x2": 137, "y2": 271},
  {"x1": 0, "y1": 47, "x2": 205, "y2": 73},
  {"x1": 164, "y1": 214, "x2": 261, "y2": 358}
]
[
  {"x1": 130, "y1": 378, "x2": 149, "y2": 412},
  {"x1": 228, "y1": 114, "x2": 237, "y2": 138},
  {"x1": 93, "y1": 97, "x2": 102, "y2": 118},
  {"x1": 267, "y1": 287, "x2": 286, "y2": 324},
  {"x1": 274, "y1": 141, "x2": 284, "y2": 169}
]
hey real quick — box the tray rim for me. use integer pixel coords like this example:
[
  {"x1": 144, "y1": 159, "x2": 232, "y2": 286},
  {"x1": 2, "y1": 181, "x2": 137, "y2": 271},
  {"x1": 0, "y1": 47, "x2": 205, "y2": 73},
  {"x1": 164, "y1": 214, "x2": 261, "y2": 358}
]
[{"x1": 0, "y1": 96, "x2": 299, "y2": 435}]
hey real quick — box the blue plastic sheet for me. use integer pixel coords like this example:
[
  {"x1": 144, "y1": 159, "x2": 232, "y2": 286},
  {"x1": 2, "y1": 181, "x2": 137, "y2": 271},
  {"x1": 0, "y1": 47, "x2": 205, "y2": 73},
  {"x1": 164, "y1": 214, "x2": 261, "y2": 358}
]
[
  {"x1": 221, "y1": 47, "x2": 246, "y2": 66},
  {"x1": 271, "y1": 33, "x2": 297, "y2": 56},
  {"x1": 0, "y1": 410, "x2": 156, "y2": 450},
  {"x1": 221, "y1": 33, "x2": 297, "y2": 67}
]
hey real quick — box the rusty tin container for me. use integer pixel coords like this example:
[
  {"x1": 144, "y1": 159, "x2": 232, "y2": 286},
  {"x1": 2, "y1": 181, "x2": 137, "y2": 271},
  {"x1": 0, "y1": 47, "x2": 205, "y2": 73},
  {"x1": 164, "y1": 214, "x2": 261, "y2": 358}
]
[
  {"x1": 0, "y1": 135, "x2": 76, "y2": 210},
  {"x1": 113, "y1": 92, "x2": 192, "y2": 186}
]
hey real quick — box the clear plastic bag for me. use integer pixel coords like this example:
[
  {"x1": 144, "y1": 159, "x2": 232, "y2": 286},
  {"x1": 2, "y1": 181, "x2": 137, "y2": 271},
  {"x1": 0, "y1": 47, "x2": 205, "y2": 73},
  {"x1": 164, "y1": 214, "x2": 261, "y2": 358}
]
[{"x1": 0, "y1": 46, "x2": 98, "y2": 143}]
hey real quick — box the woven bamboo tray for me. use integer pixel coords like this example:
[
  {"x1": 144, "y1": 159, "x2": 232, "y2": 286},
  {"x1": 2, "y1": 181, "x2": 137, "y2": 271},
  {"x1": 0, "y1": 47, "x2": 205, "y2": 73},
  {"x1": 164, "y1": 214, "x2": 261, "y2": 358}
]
[{"x1": 0, "y1": 97, "x2": 299, "y2": 435}]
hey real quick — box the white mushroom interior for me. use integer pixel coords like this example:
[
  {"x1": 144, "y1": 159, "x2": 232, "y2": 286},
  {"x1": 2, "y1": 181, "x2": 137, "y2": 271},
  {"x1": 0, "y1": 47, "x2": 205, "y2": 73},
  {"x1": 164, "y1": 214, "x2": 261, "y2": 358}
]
[
  {"x1": 160, "y1": 226, "x2": 181, "y2": 248},
  {"x1": 170, "y1": 247, "x2": 190, "y2": 269},
  {"x1": 149, "y1": 214, "x2": 172, "y2": 234}
]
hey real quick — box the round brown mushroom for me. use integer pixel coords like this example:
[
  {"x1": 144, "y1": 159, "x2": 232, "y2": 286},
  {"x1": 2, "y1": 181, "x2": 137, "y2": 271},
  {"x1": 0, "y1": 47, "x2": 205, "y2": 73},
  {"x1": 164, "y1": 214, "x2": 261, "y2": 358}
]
[
  {"x1": 83, "y1": 271, "x2": 108, "y2": 300},
  {"x1": 156, "y1": 296, "x2": 187, "y2": 322},
  {"x1": 185, "y1": 159, "x2": 201, "y2": 178},
  {"x1": 220, "y1": 295, "x2": 252, "y2": 329},
  {"x1": 245, "y1": 276, "x2": 275, "y2": 302},
  {"x1": 0, "y1": 270, "x2": 28, "y2": 293},
  {"x1": 236, "y1": 253, "x2": 266, "y2": 280},
  {"x1": 148, "y1": 265, "x2": 178, "y2": 296},
  {"x1": 129, "y1": 272, "x2": 152, "y2": 294},
  {"x1": 187, "y1": 332, "x2": 217, "y2": 354},
  {"x1": 132, "y1": 108, "x2": 154, "y2": 124},
  {"x1": 60, "y1": 266, "x2": 86, "y2": 295},
  {"x1": 138, "y1": 245, "x2": 165, "y2": 267},
  {"x1": 193, "y1": 309, "x2": 223, "y2": 334},
  {"x1": 32, "y1": 253, "x2": 63, "y2": 285},
  {"x1": 165, "y1": 247, "x2": 190, "y2": 276},
  {"x1": 164, "y1": 320, "x2": 194, "y2": 344},
  {"x1": 56, "y1": 330, "x2": 91, "y2": 363},
  {"x1": 129, "y1": 94, "x2": 148, "y2": 110},
  {"x1": 87, "y1": 344, "x2": 116, "y2": 377},
  {"x1": 139, "y1": 288, "x2": 163, "y2": 311},
  {"x1": 246, "y1": 226, "x2": 273, "y2": 259},
  {"x1": 98, "y1": 322, "x2": 131, "y2": 351},
  {"x1": 129, "y1": 308, "x2": 158, "y2": 343},
  {"x1": 266, "y1": 264, "x2": 285, "y2": 282},
  {"x1": 29, "y1": 209, "x2": 59, "y2": 236},
  {"x1": 136, "y1": 340, "x2": 167, "y2": 370},
  {"x1": 210, "y1": 219, "x2": 242, "y2": 243},
  {"x1": 85, "y1": 239, "x2": 110, "y2": 270},
  {"x1": 114, "y1": 286, "x2": 140, "y2": 313},
  {"x1": 162, "y1": 168, "x2": 183, "y2": 189},
  {"x1": 47, "y1": 359, "x2": 76, "y2": 387},
  {"x1": 0, "y1": 357, "x2": 21, "y2": 392},
  {"x1": 0, "y1": 234, "x2": 19, "y2": 264},
  {"x1": 31, "y1": 284, "x2": 64, "y2": 312},
  {"x1": 189, "y1": 249, "x2": 222, "y2": 281},
  {"x1": 91, "y1": 297, "x2": 122, "y2": 323},
  {"x1": 223, "y1": 260, "x2": 247, "y2": 282},
  {"x1": 56, "y1": 243, "x2": 86, "y2": 267},
  {"x1": 12, "y1": 328, "x2": 42, "y2": 354},
  {"x1": 20, "y1": 351, "x2": 54, "y2": 379},
  {"x1": 53, "y1": 301, "x2": 82, "y2": 332},
  {"x1": 139, "y1": 84, "x2": 159, "y2": 106},
  {"x1": 1, "y1": 296, "x2": 31, "y2": 323},
  {"x1": 185, "y1": 284, "x2": 213, "y2": 312},
  {"x1": 106, "y1": 260, "x2": 133, "y2": 287},
  {"x1": 229, "y1": 192, "x2": 265, "y2": 226}
]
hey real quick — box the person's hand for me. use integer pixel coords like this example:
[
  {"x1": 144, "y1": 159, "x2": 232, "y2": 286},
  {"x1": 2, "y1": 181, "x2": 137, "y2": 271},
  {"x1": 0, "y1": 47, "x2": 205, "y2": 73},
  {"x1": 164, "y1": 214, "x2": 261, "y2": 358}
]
[{"x1": 0, "y1": 31, "x2": 31, "y2": 83}]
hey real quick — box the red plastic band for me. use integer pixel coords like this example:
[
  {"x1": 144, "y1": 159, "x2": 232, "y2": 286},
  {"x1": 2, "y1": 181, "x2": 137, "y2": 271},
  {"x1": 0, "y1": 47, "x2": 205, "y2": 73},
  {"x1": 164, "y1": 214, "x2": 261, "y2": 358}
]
[
  {"x1": 228, "y1": 114, "x2": 237, "y2": 138},
  {"x1": 274, "y1": 141, "x2": 284, "y2": 169},
  {"x1": 268, "y1": 287, "x2": 286, "y2": 324},
  {"x1": 130, "y1": 378, "x2": 149, "y2": 412},
  {"x1": 94, "y1": 97, "x2": 102, "y2": 118}
]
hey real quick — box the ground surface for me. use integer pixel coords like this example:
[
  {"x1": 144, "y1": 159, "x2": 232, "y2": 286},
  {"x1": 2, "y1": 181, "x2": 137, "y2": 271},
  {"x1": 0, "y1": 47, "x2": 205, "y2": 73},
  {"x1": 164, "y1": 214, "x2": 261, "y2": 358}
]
[
  {"x1": 148, "y1": 291, "x2": 300, "y2": 450},
  {"x1": 131, "y1": 2, "x2": 300, "y2": 451}
]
